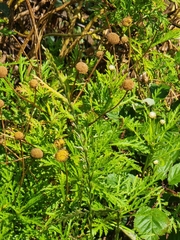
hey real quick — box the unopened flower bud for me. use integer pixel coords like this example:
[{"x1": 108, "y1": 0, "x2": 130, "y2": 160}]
[
  {"x1": 160, "y1": 119, "x2": 165, "y2": 125},
  {"x1": 149, "y1": 111, "x2": 156, "y2": 119}
]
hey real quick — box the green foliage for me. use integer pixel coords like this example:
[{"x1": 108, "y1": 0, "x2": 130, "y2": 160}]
[
  {"x1": 0, "y1": 0, "x2": 180, "y2": 239},
  {"x1": 134, "y1": 207, "x2": 170, "y2": 240},
  {"x1": 168, "y1": 163, "x2": 180, "y2": 185}
]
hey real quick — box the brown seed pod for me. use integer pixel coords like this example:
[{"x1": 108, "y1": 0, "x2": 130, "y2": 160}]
[
  {"x1": 55, "y1": 149, "x2": 69, "y2": 162},
  {"x1": 54, "y1": 138, "x2": 65, "y2": 149},
  {"x1": 30, "y1": 148, "x2": 43, "y2": 159},
  {"x1": 121, "y1": 35, "x2": 129, "y2": 43},
  {"x1": 96, "y1": 51, "x2": 104, "y2": 58},
  {"x1": 0, "y1": 100, "x2": 4, "y2": 108},
  {"x1": 76, "y1": 62, "x2": 88, "y2": 74},
  {"x1": 107, "y1": 32, "x2": 120, "y2": 45},
  {"x1": 14, "y1": 131, "x2": 24, "y2": 140},
  {"x1": 0, "y1": 66, "x2": 8, "y2": 78},
  {"x1": 141, "y1": 72, "x2": 149, "y2": 83},
  {"x1": 29, "y1": 79, "x2": 38, "y2": 89},
  {"x1": 122, "y1": 16, "x2": 133, "y2": 27},
  {"x1": 122, "y1": 78, "x2": 135, "y2": 91}
]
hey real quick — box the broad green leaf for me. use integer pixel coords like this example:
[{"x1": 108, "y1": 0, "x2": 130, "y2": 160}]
[
  {"x1": 134, "y1": 207, "x2": 170, "y2": 240},
  {"x1": 168, "y1": 163, "x2": 180, "y2": 185}
]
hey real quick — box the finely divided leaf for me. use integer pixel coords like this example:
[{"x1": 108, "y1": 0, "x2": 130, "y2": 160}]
[{"x1": 152, "y1": 29, "x2": 180, "y2": 47}]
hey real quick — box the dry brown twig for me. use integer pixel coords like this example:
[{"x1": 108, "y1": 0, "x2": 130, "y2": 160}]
[
  {"x1": 60, "y1": 8, "x2": 105, "y2": 57},
  {"x1": 60, "y1": 0, "x2": 84, "y2": 57}
]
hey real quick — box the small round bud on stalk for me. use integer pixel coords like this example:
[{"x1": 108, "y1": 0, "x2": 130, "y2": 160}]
[
  {"x1": 0, "y1": 100, "x2": 5, "y2": 108},
  {"x1": 31, "y1": 148, "x2": 43, "y2": 159},
  {"x1": 153, "y1": 160, "x2": 159, "y2": 165},
  {"x1": 122, "y1": 16, "x2": 133, "y2": 27},
  {"x1": 107, "y1": 32, "x2": 120, "y2": 45},
  {"x1": 160, "y1": 119, "x2": 165, "y2": 125},
  {"x1": 14, "y1": 131, "x2": 24, "y2": 140},
  {"x1": 149, "y1": 111, "x2": 156, "y2": 119},
  {"x1": 55, "y1": 149, "x2": 69, "y2": 162},
  {"x1": 109, "y1": 65, "x2": 116, "y2": 71},
  {"x1": 29, "y1": 79, "x2": 38, "y2": 89},
  {"x1": 96, "y1": 51, "x2": 104, "y2": 58},
  {"x1": 121, "y1": 35, "x2": 129, "y2": 43},
  {"x1": 54, "y1": 138, "x2": 65, "y2": 149},
  {"x1": 122, "y1": 78, "x2": 135, "y2": 91},
  {"x1": 0, "y1": 66, "x2": 8, "y2": 78},
  {"x1": 76, "y1": 62, "x2": 88, "y2": 74}
]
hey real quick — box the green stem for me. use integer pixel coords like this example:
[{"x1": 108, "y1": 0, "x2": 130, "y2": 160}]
[
  {"x1": 115, "y1": 211, "x2": 120, "y2": 240},
  {"x1": 88, "y1": 91, "x2": 134, "y2": 126},
  {"x1": 84, "y1": 149, "x2": 93, "y2": 239},
  {"x1": 64, "y1": 162, "x2": 69, "y2": 200}
]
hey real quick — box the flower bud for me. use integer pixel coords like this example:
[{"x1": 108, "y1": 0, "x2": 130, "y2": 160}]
[
  {"x1": 109, "y1": 65, "x2": 116, "y2": 71},
  {"x1": 160, "y1": 119, "x2": 165, "y2": 125},
  {"x1": 149, "y1": 111, "x2": 156, "y2": 119}
]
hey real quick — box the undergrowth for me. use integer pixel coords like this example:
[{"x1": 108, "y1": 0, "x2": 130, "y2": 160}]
[{"x1": 0, "y1": 0, "x2": 180, "y2": 239}]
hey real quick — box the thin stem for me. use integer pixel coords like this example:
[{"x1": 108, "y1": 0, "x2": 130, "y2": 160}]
[
  {"x1": 0, "y1": 108, "x2": 8, "y2": 164},
  {"x1": 73, "y1": 56, "x2": 103, "y2": 104},
  {"x1": 84, "y1": 150, "x2": 93, "y2": 240},
  {"x1": 128, "y1": 26, "x2": 132, "y2": 69},
  {"x1": 14, "y1": 140, "x2": 25, "y2": 203},
  {"x1": 115, "y1": 211, "x2": 120, "y2": 240},
  {"x1": 64, "y1": 162, "x2": 69, "y2": 200},
  {"x1": 25, "y1": 88, "x2": 37, "y2": 134},
  {"x1": 70, "y1": 72, "x2": 79, "y2": 101},
  {"x1": 3, "y1": 77, "x2": 45, "y2": 112},
  {"x1": 43, "y1": 30, "x2": 99, "y2": 38},
  {"x1": 88, "y1": 91, "x2": 128, "y2": 126}
]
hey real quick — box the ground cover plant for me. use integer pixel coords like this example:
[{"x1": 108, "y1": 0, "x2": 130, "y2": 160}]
[{"x1": 0, "y1": 0, "x2": 180, "y2": 239}]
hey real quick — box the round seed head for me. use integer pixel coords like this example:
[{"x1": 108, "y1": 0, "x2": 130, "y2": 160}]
[
  {"x1": 121, "y1": 35, "x2": 129, "y2": 43},
  {"x1": 54, "y1": 138, "x2": 65, "y2": 149},
  {"x1": 122, "y1": 78, "x2": 135, "y2": 91},
  {"x1": 122, "y1": 16, "x2": 133, "y2": 27},
  {"x1": 76, "y1": 62, "x2": 88, "y2": 74},
  {"x1": 14, "y1": 131, "x2": 24, "y2": 140},
  {"x1": 0, "y1": 100, "x2": 4, "y2": 108},
  {"x1": 107, "y1": 32, "x2": 120, "y2": 45},
  {"x1": 55, "y1": 149, "x2": 69, "y2": 162},
  {"x1": 29, "y1": 79, "x2": 38, "y2": 88},
  {"x1": 30, "y1": 148, "x2": 43, "y2": 159},
  {"x1": 96, "y1": 50, "x2": 104, "y2": 58},
  {"x1": 0, "y1": 66, "x2": 8, "y2": 78}
]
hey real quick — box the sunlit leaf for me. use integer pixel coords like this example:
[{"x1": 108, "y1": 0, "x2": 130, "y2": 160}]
[
  {"x1": 168, "y1": 163, "x2": 180, "y2": 185},
  {"x1": 134, "y1": 207, "x2": 170, "y2": 240}
]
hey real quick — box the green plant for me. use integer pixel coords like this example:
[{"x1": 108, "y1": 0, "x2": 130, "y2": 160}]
[{"x1": 0, "y1": 0, "x2": 180, "y2": 239}]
